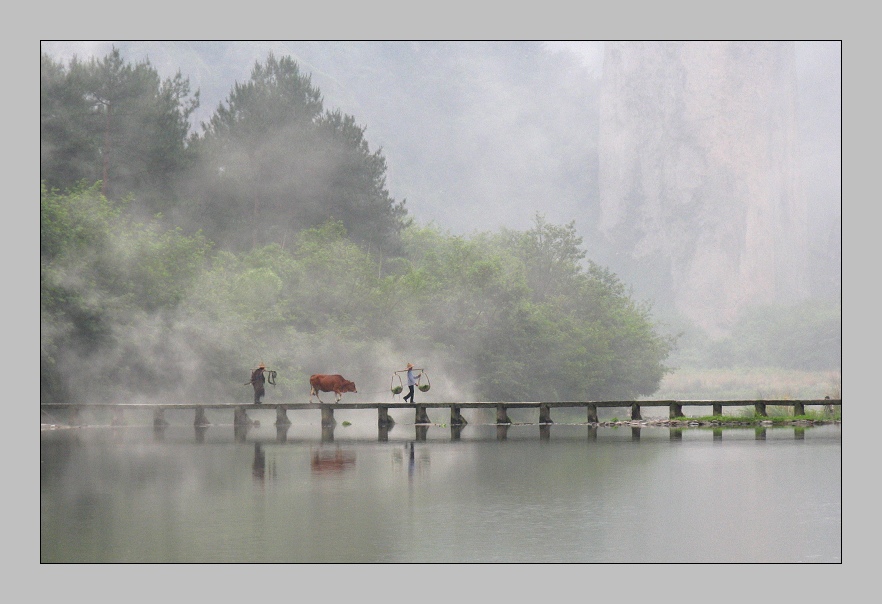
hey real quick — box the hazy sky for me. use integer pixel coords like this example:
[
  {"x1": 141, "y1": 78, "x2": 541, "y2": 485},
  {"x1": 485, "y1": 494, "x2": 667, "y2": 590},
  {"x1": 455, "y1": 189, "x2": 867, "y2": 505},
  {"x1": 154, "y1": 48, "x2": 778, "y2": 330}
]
[
  {"x1": 40, "y1": 41, "x2": 839, "y2": 242},
  {"x1": 40, "y1": 41, "x2": 609, "y2": 235}
]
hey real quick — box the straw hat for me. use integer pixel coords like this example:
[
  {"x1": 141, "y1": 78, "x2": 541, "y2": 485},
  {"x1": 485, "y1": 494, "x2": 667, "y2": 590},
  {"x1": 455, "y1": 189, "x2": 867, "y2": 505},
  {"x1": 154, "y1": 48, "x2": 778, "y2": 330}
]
[
  {"x1": 258, "y1": 362, "x2": 266, "y2": 369},
  {"x1": 406, "y1": 363, "x2": 413, "y2": 369}
]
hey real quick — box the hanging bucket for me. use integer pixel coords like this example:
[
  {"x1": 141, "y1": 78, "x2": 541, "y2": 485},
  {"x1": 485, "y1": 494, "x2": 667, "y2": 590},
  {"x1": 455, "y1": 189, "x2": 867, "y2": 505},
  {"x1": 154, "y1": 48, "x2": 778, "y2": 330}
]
[
  {"x1": 418, "y1": 371, "x2": 431, "y2": 392},
  {"x1": 390, "y1": 372, "x2": 403, "y2": 396}
]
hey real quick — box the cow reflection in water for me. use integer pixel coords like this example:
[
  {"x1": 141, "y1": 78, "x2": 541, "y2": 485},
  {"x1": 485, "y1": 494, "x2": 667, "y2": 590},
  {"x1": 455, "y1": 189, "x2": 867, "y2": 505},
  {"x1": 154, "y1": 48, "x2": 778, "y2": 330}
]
[{"x1": 310, "y1": 447, "x2": 356, "y2": 474}]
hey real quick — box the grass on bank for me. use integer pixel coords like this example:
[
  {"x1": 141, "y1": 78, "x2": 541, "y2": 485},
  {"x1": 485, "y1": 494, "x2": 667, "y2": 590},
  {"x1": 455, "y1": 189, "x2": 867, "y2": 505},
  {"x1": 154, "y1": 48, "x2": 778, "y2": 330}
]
[{"x1": 671, "y1": 405, "x2": 841, "y2": 424}]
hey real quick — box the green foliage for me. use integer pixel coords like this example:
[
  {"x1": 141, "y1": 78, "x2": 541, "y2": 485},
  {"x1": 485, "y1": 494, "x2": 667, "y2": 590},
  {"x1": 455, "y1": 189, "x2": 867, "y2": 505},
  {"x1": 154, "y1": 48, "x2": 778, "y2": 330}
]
[
  {"x1": 40, "y1": 185, "x2": 212, "y2": 403},
  {"x1": 673, "y1": 406, "x2": 841, "y2": 423},
  {"x1": 186, "y1": 53, "x2": 407, "y2": 255},
  {"x1": 40, "y1": 51, "x2": 673, "y2": 406},
  {"x1": 40, "y1": 48, "x2": 199, "y2": 211}
]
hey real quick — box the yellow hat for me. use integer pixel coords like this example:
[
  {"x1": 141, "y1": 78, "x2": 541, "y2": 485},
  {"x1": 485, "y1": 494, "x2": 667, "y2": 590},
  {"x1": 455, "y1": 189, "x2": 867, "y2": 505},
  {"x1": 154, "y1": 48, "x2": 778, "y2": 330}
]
[
  {"x1": 406, "y1": 363, "x2": 413, "y2": 369},
  {"x1": 258, "y1": 362, "x2": 266, "y2": 369}
]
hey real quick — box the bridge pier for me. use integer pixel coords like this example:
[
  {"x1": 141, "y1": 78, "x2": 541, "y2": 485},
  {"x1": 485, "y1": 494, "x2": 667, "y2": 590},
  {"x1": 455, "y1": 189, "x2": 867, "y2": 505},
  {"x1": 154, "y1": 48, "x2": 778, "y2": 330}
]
[
  {"x1": 153, "y1": 408, "x2": 169, "y2": 428},
  {"x1": 450, "y1": 424, "x2": 464, "y2": 440},
  {"x1": 669, "y1": 403, "x2": 683, "y2": 419},
  {"x1": 414, "y1": 405, "x2": 431, "y2": 425},
  {"x1": 586, "y1": 403, "x2": 598, "y2": 424},
  {"x1": 415, "y1": 425, "x2": 429, "y2": 441},
  {"x1": 195, "y1": 425, "x2": 208, "y2": 443},
  {"x1": 794, "y1": 402, "x2": 805, "y2": 416},
  {"x1": 713, "y1": 403, "x2": 723, "y2": 416},
  {"x1": 234, "y1": 406, "x2": 253, "y2": 426},
  {"x1": 275, "y1": 405, "x2": 292, "y2": 427},
  {"x1": 321, "y1": 406, "x2": 336, "y2": 428},
  {"x1": 539, "y1": 404, "x2": 553, "y2": 425},
  {"x1": 378, "y1": 406, "x2": 395, "y2": 429},
  {"x1": 450, "y1": 406, "x2": 467, "y2": 426},
  {"x1": 321, "y1": 425, "x2": 335, "y2": 442},
  {"x1": 496, "y1": 405, "x2": 511, "y2": 425},
  {"x1": 234, "y1": 423, "x2": 249, "y2": 442},
  {"x1": 755, "y1": 403, "x2": 767, "y2": 417},
  {"x1": 630, "y1": 403, "x2": 642, "y2": 420},
  {"x1": 194, "y1": 407, "x2": 210, "y2": 427}
]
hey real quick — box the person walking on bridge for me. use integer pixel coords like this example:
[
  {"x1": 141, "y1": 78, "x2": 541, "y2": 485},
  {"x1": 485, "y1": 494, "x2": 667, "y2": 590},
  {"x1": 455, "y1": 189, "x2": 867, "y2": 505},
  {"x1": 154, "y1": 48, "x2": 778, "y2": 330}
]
[
  {"x1": 401, "y1": 363, "x2": 422, "y2": 404},
  {"x1": 247, "y1": 362, "x2": 268, "y2": 404}
]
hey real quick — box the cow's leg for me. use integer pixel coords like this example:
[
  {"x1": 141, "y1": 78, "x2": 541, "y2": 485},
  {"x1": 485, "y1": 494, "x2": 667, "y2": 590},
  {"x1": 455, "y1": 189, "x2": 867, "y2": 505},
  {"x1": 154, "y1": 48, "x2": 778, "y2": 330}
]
[
  {"x1": 311, "y1": 387, "x2": 324, "y2": 404},
  {"x1": 335, "y1": 391, "x2": 342, "y2": 403}
]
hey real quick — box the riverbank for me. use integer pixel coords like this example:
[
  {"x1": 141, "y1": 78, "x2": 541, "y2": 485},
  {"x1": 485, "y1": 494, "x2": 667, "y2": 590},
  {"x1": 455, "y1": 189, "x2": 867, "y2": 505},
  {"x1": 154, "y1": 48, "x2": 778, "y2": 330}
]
[{"x1": 595, "y1": 417, "x2": 841, "y2": 428}]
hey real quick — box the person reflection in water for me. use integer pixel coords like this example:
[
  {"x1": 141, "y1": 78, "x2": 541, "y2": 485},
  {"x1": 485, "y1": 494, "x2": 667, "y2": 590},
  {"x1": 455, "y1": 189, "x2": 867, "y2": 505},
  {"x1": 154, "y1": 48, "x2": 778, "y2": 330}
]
[{"x1": 252, "y1": 443, "x2": 265, "y2": 482}]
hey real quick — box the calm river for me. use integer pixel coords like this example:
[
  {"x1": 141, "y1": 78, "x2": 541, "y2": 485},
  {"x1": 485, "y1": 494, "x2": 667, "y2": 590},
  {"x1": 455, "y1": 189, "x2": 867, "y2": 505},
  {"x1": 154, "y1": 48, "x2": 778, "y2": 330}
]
[{"x1": 40, "y1": 409, "x2": 841, "y2": 563}]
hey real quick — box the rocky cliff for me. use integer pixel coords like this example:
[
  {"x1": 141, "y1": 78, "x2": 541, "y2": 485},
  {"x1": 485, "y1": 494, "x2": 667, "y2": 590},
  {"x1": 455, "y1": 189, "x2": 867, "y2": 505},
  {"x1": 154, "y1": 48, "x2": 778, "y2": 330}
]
[{"x1": 598, "y1": 41, "x2": 808, "y2": 336}]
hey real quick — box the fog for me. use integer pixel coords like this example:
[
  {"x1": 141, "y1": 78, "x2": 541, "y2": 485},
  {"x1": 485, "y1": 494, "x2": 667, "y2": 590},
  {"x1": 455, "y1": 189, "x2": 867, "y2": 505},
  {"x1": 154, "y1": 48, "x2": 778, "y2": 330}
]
[
  {"x1": 40, "y1": 41, "x2": 842, "y2": 404},
  {"x1": 40, "y1": 41, "x2": 839, "y2": 240}
]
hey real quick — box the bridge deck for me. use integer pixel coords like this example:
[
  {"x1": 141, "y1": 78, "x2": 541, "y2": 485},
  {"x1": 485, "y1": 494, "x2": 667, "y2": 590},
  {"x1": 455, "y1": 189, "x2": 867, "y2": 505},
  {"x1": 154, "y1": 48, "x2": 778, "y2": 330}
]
[{"x1": 39, "y1": 399, "x2": 840, "y2": 411}]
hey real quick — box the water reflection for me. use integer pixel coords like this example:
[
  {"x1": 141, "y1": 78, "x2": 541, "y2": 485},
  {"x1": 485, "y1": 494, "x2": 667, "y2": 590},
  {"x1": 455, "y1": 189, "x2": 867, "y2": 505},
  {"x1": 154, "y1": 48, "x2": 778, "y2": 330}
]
[
  {"x1": 310, "y1": 447, "x2": 356, "y2": 474},
  {"x1": 41, "y1": 424, "x2": 841, "y2": 562},
  {"x1": 252, "y1": 443, "x2": 265, "y2": 481},
  {"x1": 321, "y1": 425, "x2": 335, "y2": 443},
  {"x1": 393, "y1": 442, "x2": 430, "y2": 480},
  {"x1": 195, "y1": 425, "x2": 208, "y2": 443},
  {"x1": 415, "y1": 425, "x2": 429, "y2": 442},
  {"x1": 378, "y1": 424, "x2": 391, "y2": 441},
  {"x1": 153, "y1": 425, "x2": 166, "y2": 441},
  {"x1": 234, "y1": 423, "x2": 250, "y2": 443}
]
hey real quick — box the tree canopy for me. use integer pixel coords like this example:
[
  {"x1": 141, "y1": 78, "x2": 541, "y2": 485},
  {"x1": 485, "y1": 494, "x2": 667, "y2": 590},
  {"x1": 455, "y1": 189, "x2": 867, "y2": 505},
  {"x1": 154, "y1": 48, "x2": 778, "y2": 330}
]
[
  {"x1": 183, "y1": 53, "x2": 407, "y2": 254},
  {"x1": 40, "y1": 48, "x2": 675, "y2": 406},
  {"x1": 41, "y1": 48, "x2": 199, "y2": 215}
]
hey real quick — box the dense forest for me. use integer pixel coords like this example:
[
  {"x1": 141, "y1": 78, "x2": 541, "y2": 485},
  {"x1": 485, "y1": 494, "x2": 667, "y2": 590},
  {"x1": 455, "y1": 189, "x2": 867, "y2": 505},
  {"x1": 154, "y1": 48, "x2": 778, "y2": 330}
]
[{"x1": 40, "y1": 48, "x2": 837, "y2": 406}]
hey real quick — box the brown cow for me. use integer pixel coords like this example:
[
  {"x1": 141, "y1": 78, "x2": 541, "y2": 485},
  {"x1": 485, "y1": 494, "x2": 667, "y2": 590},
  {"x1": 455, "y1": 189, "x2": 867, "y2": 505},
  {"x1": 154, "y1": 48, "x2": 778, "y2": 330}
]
[{"x1": 309, "y1": 374, "x2": 357, "y2": 403}]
